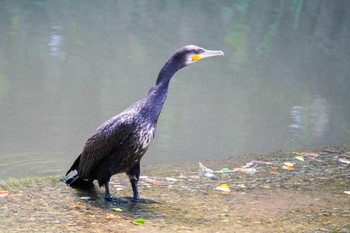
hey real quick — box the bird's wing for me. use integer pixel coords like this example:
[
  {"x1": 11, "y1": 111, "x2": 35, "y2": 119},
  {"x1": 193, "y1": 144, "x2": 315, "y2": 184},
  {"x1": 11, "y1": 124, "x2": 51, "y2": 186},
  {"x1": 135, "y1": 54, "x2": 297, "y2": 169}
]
[{"x1": 78, "y1": 116, "x2": 134, "y2": 178}]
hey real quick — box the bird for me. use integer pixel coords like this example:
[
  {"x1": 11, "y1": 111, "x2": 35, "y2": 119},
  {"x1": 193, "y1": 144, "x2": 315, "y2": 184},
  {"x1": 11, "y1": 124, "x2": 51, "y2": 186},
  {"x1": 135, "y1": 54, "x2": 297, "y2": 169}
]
[{"x1": 62, "y1": 45, "x2": 224, "y2": 202}]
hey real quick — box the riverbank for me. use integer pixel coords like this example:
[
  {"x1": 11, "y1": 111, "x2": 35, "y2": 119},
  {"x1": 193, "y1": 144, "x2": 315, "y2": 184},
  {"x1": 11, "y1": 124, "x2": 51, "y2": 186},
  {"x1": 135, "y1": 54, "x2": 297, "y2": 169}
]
[{"x1": 1, "y1": 145, "x2": 349, "y2": 232}]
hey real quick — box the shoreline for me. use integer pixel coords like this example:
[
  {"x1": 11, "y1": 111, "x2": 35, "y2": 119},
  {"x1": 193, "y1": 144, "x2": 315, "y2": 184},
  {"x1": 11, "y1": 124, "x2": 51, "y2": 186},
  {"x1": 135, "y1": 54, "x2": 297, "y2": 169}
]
[{"x1": 1, "y1": 145, "x2": 349, "y2": 232}]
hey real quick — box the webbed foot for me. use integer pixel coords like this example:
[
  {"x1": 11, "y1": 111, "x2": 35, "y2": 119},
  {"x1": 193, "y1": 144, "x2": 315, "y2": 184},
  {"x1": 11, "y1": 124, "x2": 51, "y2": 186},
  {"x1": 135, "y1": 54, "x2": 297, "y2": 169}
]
[
  {"x1": 105, "y1": 194, "x2": 113, "y2": 202},
  {"x1": 132, "y1": 194, "x2": 140, "y2": 202},
  {"x1": 105, "y1": 195, "x2": 122, "y2": 204}
]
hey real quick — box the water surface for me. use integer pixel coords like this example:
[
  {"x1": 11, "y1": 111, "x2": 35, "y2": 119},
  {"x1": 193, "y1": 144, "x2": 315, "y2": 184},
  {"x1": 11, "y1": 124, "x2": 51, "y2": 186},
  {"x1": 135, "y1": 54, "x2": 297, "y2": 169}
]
[{"x1": 0, "y1": 0, "x2": 349, "y2": 178}]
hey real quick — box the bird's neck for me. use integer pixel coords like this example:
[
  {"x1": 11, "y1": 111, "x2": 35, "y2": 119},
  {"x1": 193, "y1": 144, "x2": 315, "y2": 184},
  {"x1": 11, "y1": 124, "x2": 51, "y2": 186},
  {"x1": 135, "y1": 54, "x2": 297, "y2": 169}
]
[
  {"x1": 155, "y1": 57, "x2": 183, "y2": 86},
  {"x1": 147, "y1": 83, "x2": 169, "y2": 112},
  {"x1": 137, "y1": 82, "x2": 168, "y2": 125},
  {"x1": 139, "y1": 57, "x2": 183, "y2": 123}
]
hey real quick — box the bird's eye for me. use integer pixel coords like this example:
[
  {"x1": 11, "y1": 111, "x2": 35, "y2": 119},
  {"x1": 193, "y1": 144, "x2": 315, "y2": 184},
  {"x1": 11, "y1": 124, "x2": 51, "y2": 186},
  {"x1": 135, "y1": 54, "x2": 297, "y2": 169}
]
[{"x1": 195, "y1": 49, "x2": 204, "y2": 54}]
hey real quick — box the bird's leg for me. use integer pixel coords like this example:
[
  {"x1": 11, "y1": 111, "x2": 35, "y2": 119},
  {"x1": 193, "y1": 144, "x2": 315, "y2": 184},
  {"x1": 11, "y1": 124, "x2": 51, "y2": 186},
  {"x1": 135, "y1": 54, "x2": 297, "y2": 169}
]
[
  {"x1": 129, "y1": 176, "x2": 140, "y2": 202},
  {"x1": 104, "y1": 181, "x2": 113, "y2": 202},
  {"x1": 128, "y1": 162, "x2": 141, "y2": 202}
]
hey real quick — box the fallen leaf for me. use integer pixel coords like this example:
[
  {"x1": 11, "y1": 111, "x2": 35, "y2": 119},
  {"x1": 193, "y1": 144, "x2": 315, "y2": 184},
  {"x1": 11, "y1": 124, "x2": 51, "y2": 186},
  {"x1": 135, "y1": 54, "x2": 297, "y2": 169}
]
[
  {"x1": 322, "y1": 149, "x2": 340, "y2": 154},
  {"x1": 303, "y1": 152, "x2": 318, "y2": 158},
  {"x1": 284, "y1": 162, "x2": 294, "y2": 167},
  {"x1": 215, "y1": 183, "x2": 231, "y2": 192},
  {"x1": 188, "y1": 175, "x2": 201, "y2": 179},
  {"x1": 0, "y1": 191, "x2": 10, "y2": 198},
  {"x1": 132, "y1": 219, "x2": 145, "y2": 225},
  {"x1": 282, "y1": 162, "x2": 294, "y2": 171},
  {"x1": 243, "y1": 161, "x2": 273, "y2": 167},
  {"x1": 112, "y1": 208, "x2": 122, "y2": 212},
  {"x1": 221, "y1": 168, "x2": 234, "y2": 173},
  {"x1": 236, "y1": 184, "x2": 246, "y2": 188},
  {"x1": 293, "y1": 151, "x2": 318, "y2": 158},
  {"x1": 199, "y1": 162, "x2": 214, "y2": 173},
  {"x1": 199, "y1": 162, "x2": 216, "y2": 178},
  {"x1": 270, "y1": 170, "x2": 279, "y2": 175},
  {"x1": 339, "y1": 157, "x2": 350, "y2": 165},
  {"x1": 166, "y1": 177, "x2": 178, "y2": 182},
  {"x1": 142, "y1": 178, "x2": 166, "y2": 186},
  {"x1": 203, "y1": 172, "x2": 216, "y2": 178},
  {"x1": 344, "y1": 191, "x2": 350, "y2": 195},
  {"x1": 232, "y1": 167, "x2": 257, "y2": 174},
  {"x1": 113, "y1": 185, "x2": 125, "y2": 191},
  {"x1": 295, "y1": 156, "x2": 304, "y2": 162},
  {"x1": 282, "y1": 165, "x2": 294, "y2": 171},
  {"x1": 306, "y1": 156, "x2": 324, "y2": 163},
  {"x1": 292, "y1": 151, "x2": 304, "y2": 156},
  {"x1": 105, "y1": 214, "x2": 121, "y2": 220}
]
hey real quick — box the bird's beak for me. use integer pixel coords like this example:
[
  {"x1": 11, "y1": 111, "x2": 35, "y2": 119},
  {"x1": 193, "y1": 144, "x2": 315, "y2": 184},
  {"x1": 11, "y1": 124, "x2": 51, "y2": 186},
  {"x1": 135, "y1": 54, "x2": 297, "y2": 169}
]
[{"x1": 192, "y1": 49, "x2": 224, "y2": 62}]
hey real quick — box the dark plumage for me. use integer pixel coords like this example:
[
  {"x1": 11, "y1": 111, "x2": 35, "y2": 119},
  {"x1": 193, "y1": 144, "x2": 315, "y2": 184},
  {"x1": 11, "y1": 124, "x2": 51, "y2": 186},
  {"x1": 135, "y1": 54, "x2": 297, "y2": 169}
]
[{"x1": 62, "y1": 45, "x2": 224, "y2": 202}]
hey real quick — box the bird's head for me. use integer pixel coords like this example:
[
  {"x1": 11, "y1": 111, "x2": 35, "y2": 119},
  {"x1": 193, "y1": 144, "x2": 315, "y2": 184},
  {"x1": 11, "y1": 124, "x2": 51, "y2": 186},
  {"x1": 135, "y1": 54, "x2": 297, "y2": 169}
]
[
  {"x1": 156, "y1": 45, "x2": 224, "y2": 85},
  {"x1": 175, "y1": 45, "x2": 224, "y2": 67}
]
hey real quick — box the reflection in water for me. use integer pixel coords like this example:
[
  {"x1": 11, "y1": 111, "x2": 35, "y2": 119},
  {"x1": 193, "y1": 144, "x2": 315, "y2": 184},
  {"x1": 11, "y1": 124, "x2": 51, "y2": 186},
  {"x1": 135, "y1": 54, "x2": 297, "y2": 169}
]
[
  {"x1": 0, "y1": 1, "x2": 349, "y2": 178},
  {"x1": 48, "y1": 26, "x2": 65, "y2": 60},
  {"x1": 289, "y1": 97, "x2": 330, "y2": 145},
  {"x1": 289, "y1": 105, "x2": 303, "y2": 132},
  {"x1": 310, "y1": 97, "x2": 329, "y2": 138}
]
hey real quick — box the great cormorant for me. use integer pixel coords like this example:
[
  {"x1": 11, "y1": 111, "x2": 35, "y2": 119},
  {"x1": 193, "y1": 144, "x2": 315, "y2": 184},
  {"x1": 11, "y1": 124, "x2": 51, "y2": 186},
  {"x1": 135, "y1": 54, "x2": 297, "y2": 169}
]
[{"x1": 62, "y1": 45, "x2": 224, "y2": 202}]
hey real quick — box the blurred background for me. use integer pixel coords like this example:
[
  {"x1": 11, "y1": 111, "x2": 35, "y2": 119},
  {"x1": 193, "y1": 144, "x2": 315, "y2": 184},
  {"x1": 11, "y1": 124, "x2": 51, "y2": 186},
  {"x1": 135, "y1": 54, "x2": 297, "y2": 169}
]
[{"x1": 0, "y1": 0, "x2": 349, "y2": 178}]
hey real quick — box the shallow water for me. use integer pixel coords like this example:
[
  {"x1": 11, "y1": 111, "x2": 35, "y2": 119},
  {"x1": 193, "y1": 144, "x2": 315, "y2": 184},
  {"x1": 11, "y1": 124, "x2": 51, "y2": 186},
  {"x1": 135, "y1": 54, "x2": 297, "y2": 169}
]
[
  {"x1": 0, "y1": 1, "x2": 349, "y2": 178},
  {"x1": 1, "y1": 147, "x2": 349, "y2": 232}
]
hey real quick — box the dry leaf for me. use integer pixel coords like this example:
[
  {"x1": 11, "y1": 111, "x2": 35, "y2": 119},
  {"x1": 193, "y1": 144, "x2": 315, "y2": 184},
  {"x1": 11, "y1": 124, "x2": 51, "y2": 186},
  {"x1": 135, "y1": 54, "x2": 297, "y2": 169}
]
[
  {"x1": 188, "y1": 175, "x2": 201, "y2": 179},
  {"x1": 199, "y1": 162, "x2": 216, "y2": 178},
  {"x1": 282, "y1": 162, "x2": 294, "y2": 171},
  {"x1": 113, "y1": 185, "x2": 125, "y2": 191},
  {"x1": 215, "y1": 183, "x2": 231, "y2": 192},
  {"x1": 339, "y1": 158, "x2": 350, "y2": 165},
  {"x1": 236, "y1": 184, "x2": 246, "y2": 188},
  {"x1": 112, "y1": 208, "x2": 122, "y2": 212},
  {"x1": 203, "y1": 172, "x2": 216, "y2": 178},
  {"x1": 322, "y1": 149, "x2": 340, "y2": 154},
  {"x1": 270, "y1": 170, "x2": 279, "y2": 175},
  {"x1": 293, "y1": 151, "x2": 318, "y2": 158},
  {"x1": 0, "y1": 191, "x2": 10, "y2": 198},
  {"x1": 142, "y1": 178, "x2": 166, "y2": 186},
  {"x1": 284, "y1": 162, "x2": 294, "y2": 167},
  {"x1": 166, "y1": 177, "x2": 178, "y2": 182},
  {"x1": 243, "y1": 160, "x2": 273, "y2": 168},
  {"x1": 282, "y1": 165, "x2": 294, "y2": 171},
  {"x1": 199, "y1": 162, "x2": 214, "y2": 173},
  {"x1": 292, "y1": 151, "x2": 304, "y2": 156},
  {"x1": 303, "y1": 152, "x2": 318, "y2": 158},
  {"x1": 232, "y1": 167, "x2": 257, "y2": 174},
  {"x1": 105, "y1": 214, "x2": 121, "y2": 220},
  {"x1": 307, "y1": 156, "x2": 323, "y2": 163},
  {"x1": 295, "y1": 156, "x2": 304, "y2": 161}
]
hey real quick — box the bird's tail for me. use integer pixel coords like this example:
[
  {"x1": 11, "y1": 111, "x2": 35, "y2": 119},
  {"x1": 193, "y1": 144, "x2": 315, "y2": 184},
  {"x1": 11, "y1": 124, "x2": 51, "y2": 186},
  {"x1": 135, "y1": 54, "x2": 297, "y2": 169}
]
[
  {"x1": 65, "y1": 154, "x2": 81, "y2": 176},
  {"x1": 61, "y1": 154, "x2": 81, "y2": 186},
  {"x1": 61, "y1": 169, "x2": 80, "y2": 185},
  {"x1": 61, "y1": 154, "x2": 93, "y2": 187},
  {"x1": 60, "y1": 170, "x2": 93, "y2": 188}
]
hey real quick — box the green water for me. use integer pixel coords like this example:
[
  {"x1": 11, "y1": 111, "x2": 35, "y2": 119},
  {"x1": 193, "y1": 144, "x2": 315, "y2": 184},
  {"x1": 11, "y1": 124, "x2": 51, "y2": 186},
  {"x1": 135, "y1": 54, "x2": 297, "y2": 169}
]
[{"x1": 0, "y1": 0, "x2": 349, "y2": 178}]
